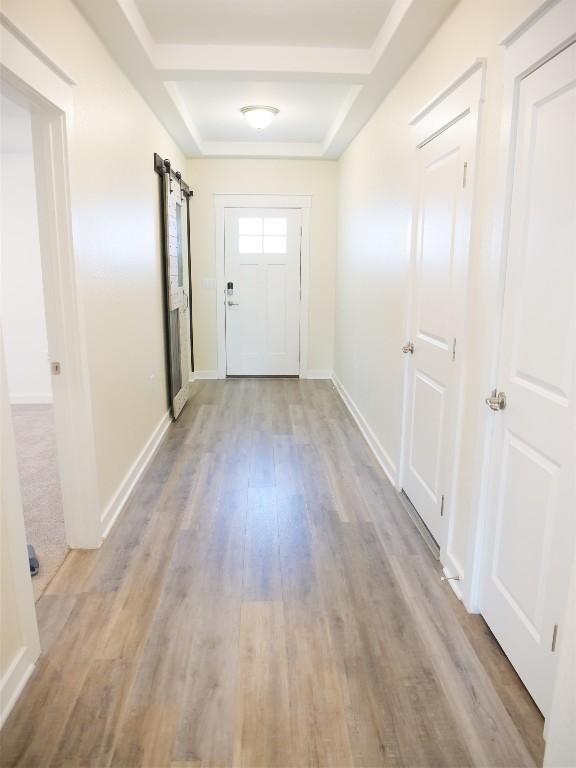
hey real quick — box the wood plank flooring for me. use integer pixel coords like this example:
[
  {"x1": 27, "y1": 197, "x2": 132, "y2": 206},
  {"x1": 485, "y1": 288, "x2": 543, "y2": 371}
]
[{"x1": 0, "y1": 379, "x2": 544, "y2": 767}]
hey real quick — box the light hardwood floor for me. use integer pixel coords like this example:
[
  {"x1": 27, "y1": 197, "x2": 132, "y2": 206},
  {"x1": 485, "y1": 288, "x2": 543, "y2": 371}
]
[{"x1": 0, "y1": 379, "x2": 544, "y2": 767}]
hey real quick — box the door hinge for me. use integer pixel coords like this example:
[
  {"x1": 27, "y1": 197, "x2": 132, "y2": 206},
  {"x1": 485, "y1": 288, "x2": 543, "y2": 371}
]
[
  {"x1": 452, "y1": 338, "x2": 457, "y2": 361},
  {"x1": 440, "y1": 494, "x2": 445, "y2": 516},
  {"x1": 551, "y1": 623, "x2": 558, "y2": 652},
  {"x1": 462, "y1": 162, "x2": 468, "y2": 188}
]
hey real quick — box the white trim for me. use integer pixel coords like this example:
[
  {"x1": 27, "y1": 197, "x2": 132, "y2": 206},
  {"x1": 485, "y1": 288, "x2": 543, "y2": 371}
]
[
  {"x1": 409, "y1": 60, "x2": 485, "y2": 125},
  {"x1": 201, "y1": 141, "x2": 325, "y2": 159},
  {"x1": 0, "y1": 16, "x2": 101, "y2": 729},
  {"x1": 190, "y1": 370, "x2": 327, "y2": 381},
  {"x1": 214, "y1": 193, "x2": 312, "y2": 208},
  {"x1": 409, "y1": 60, "x2": 486, "y2": 147},
  {"x1": 0, "y1": 646, "x2": 36, "y2": 729},
  {"x1": 500, "y1": 0, "x2": 566, "y2": 46},
  {"x1": 190, "y1": 370, "x2": 219, "y2": 380},
  {"x1": 332, "y1": 373, "x2": 397, "y2": 486},
  {"x1": 101, "y1": 411, "x2": 172, "y2": 539},
  {"x1": 1, "y1": 14, "x2": 102, "y2": 550},
  {"x1": 0, "y1": 12, "x2": 75, "y2": 85},
  {"x1": 0, "y1": 16, "x2": 74, "y2": 115},
  {"x1": 214, "y1": 193, "x2": 312, "y2": 379},
  {"x1": 466, "y1": 0, "x2": 576, "y2": 614},
  {"x1": 9, "y1": 394, "x2": 53, "y2": 405},
  {"x1": 399, "y1": 61, "x2": 485, "y2": 583},
  {"x1": 299, "y1": 207, "x2": 311, "y2": 378}
]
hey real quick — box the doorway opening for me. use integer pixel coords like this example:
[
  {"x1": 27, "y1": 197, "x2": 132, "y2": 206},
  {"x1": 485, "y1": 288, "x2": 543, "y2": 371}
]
[
  {"x1": 1, "y1": 15, "x2": 102, "y2": 722},
  {"x1": 1, "y1": 94, "x2": 68, "y2": 599}
]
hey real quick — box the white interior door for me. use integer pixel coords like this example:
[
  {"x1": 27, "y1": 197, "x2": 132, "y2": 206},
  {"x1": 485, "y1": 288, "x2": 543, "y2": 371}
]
[
  {"x1": 164, "y1": 172, "x2": 191, "y2": 418},
  {"x1": 402, "y1": 113, "x2": 474, "y2": 544},
  {"x1": 224, "y1": 208, "x2": 301, "y2": 376},
  {"x1": 480, "y1": 42, "x2": 576, "y2": 715}
]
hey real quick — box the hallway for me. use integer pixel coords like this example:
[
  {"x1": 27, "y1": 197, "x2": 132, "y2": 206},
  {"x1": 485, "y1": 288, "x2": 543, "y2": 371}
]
[{"x1": 0, "y1": 380, "x2": 543, "y2": 767}]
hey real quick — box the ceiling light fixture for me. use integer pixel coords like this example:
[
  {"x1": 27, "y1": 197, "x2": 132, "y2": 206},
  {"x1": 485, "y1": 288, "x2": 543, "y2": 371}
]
[{"x1": 240, "y1": 105, "x2": 279, "y2": 130}]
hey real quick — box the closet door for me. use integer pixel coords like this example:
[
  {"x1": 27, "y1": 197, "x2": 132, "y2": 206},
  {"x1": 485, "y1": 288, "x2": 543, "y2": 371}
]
[
  {"x1": 402, "y1": 112, "x2": 474, "y2": 544},
  {"x1": 480, "y1": 42, "x2": 576, "y2": 714}
]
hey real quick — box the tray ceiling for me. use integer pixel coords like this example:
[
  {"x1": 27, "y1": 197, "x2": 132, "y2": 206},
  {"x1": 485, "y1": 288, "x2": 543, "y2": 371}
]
[{"x1": 73, "y1": 0, "x2": 458, "y2": 158}]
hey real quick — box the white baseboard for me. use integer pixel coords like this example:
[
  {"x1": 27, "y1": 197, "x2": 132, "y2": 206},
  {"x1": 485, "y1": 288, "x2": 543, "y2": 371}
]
[
  {"x1": 304, "y1": 370, "x2": 333, "y2": 379},
  {"x1": 100, "y1": 410, "x2": 172, "y2": 540},
  {"x1": 190, "y1": 370, "x2": 218, "y2": 380},
  {"x1": 332, "y1": 373, "x2": 397, "y2": 486},
  {"x1": 190, "y1": 371, "x2": 332, "y2": 381},
  {"x1": 0, "y1": 646, "x2": 35, "y2": 728},
  {"x1": 10, "y1": 394, "x2": 53, "y2": 405}
]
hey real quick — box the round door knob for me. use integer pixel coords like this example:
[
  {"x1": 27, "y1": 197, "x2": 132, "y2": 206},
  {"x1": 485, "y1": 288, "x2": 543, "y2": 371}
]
[{"x1": 485, "y1": 390, "x2": 506, "y2": 411}]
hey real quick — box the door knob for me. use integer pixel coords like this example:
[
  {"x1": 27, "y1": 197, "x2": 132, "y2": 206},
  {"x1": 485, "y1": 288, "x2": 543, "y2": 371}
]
[
  {"x1": 485, "y1": 389, "x2": 506, "y2": 411},
  {"x1": 227, "y1": 300, "x2": 240, "y2": 306},
  {"x1": 402, "y1": 341, "x2": 414, "y2": 354}
]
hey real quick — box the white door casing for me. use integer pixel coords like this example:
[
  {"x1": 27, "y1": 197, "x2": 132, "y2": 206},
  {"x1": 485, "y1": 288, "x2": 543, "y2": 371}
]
[
  {"x1": 0, "y1": 13, "x2": 101, "y2": 724},
  {"x1": 401, "y1": 65, "x2": 483, "y2": 552},
  {"x1": 479, "y1": 40, "x2": 576, "y2": 716},
  {"x1": 0, "y1": 17, "x2": 101, "y2": 551},
  {"x1": 224, "y1": 207, "x2": 302, "y2": 376}
]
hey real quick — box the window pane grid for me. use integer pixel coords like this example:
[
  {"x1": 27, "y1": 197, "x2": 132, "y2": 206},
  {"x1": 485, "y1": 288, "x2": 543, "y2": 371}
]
[
  {"x1": 238, "y1": 216, "x2": 288, "y2": 254},
  {"x1": 238, "y1": 217, "x2": 263, "y2": 235},
  {"x1": 264, "y1": 217, "x2": 287, "y2": 235}
]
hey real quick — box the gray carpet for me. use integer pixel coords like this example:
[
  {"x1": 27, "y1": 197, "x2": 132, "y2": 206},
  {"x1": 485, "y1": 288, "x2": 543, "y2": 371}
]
[{"x1": 11, "y1": 404, "x2": 68, "y2": 600}]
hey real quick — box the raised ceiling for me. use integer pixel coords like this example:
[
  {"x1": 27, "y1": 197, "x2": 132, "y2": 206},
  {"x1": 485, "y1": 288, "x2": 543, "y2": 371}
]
[
  {"x1": 73, "y1": 0, "x2": 458, "y2": 159},
  {"x1": 134, "y1": 0, "x2": 396, "y2": 48},
  {"x1": 173, "y1": 80, "x2": 358, "y2": 143}
]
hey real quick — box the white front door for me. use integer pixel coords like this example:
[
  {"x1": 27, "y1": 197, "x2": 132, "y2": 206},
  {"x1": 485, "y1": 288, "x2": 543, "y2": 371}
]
[
  {"x1": 402, "y1": 113, "x2": 475, "y2": 544},
  {"x1": 224, "y1": 208, "x2": 301, "y2": 376},
  {"x1": 480, "y1": 42, "x2": 576, "y2": 715}
]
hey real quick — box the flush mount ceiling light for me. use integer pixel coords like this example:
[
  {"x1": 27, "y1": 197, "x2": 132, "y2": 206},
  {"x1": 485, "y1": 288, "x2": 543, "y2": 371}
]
[{"x1": 240, "y1": 105, "x2": 279, "y2": 130}]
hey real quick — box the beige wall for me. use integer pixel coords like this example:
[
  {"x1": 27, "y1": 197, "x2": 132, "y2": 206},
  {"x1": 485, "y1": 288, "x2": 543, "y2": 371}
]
[
  {"x1": 334, "y1": 0, "x2": 542, "y2": 579},
  {"x1": 1, "y1": 0, "x2": 186, "y2": 510},
  {"x1": 186, "y1": 158, "x2": 338, "y2": 375}
]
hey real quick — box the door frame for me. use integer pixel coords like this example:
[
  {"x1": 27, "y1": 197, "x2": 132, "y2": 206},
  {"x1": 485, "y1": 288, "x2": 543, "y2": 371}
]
[
  {"x1": 214, "y1": 193, "x2": 311, "y2": 379},
  {"x1": 466, "y1": 0, "x2": 576, "y2": 614},
  {"x1": 0, "y1": 13, "x2": 102, "y2": 724},
  {"x1": 398, "y1": 60, "x2": 485, "y2": 587},
  {"x1": 1, "y1": 14, "x2": 101, "y2": 549}
]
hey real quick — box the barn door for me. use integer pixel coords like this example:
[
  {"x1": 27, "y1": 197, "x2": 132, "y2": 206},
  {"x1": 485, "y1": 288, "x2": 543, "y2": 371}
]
[{"x1": 156, "y1": 155, "x2": 192, "y2": 419}]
